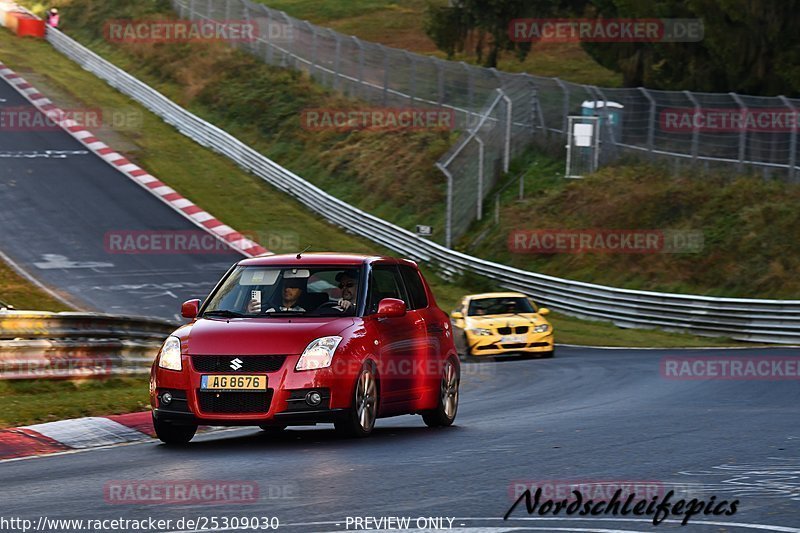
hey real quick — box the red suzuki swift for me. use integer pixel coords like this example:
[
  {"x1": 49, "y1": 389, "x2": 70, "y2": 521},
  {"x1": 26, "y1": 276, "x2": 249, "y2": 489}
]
[{"x1": 150, "y1": 253, "x2": 460, "y2": 443}]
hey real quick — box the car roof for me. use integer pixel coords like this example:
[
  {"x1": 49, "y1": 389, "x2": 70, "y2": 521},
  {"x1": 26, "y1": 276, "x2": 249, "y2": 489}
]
[
  {"x1": 466, "y1": 292, "x2": 528, "y2": 300},
  {"x1": 238, "y1": 252, "x2": 417, "y2": 268}
]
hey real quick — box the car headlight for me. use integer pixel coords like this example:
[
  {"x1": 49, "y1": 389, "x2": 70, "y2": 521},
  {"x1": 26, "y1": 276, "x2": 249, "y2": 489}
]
[
  {"x1": 296, "y1": 336, "x2": 342, "y2": 371},
  {"x1": 534, "y1": 324, "x2": 550, "y2": 333},
  {"x1": 157, "y1": 335, "x2": 182, "y2": 371},
  {"x1": 468, "y1": 328, "x2": 493, "y2": 336}
]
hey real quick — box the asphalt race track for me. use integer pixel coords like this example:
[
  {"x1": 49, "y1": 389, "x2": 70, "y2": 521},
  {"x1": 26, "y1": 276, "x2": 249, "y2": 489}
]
[
  {"x1": 0, "y1": 77, "x2": 242, "y2": 322},
  {"x1": 1, "y1": 346, "x2": 799, "y2": 532}
]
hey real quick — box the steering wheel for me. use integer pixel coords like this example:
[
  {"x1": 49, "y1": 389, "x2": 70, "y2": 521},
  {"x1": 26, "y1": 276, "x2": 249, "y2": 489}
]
[{"x1": 316, "y1": 301, "x2": 349, "y2": 312}]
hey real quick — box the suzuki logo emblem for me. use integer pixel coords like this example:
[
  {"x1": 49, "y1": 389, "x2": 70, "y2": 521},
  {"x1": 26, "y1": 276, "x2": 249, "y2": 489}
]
[{"x1": 230, "y1": 358, "x2": 243, "y2": 371}]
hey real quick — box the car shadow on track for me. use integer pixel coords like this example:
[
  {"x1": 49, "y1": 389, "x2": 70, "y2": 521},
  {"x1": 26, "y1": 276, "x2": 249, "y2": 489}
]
[{"x1": 152, "y1": 424, "x2": 464, "y2": 452}]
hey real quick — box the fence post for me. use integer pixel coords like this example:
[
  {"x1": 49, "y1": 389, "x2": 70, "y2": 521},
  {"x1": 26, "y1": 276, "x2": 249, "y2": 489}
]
[
  {"x1": 639, "y1": 87, "x2": 656, "y2": 157},
  {"x1": 353, "y1": 36, "x2": 365, "y2": 98},
  {"x1": 436, "y1": 163, "x2": 454, "y2": 249},
  {"x1": 522, "y1": 74, "x2": 542, "y2": 134},
  {"x1": 554, "y1": 78, "x2": 569, "y2": 134},
  {"x1": 435, "y1": 58, "x2": 445, "y2": 107},
  {"x1": 381, "y1": 45, "x2": 390, "y2": 107},
  {"x1": 730, "y1": 93, "x2": 747, "y2": 172},
  {"x1": 306, "y1": 22, "x2": 317, "y2": 77},
  {"x1": 779, "y1": 95, "x2": 797, "y2": 181},
  {"x1": 406, "y1": 52, "x2": 417, "y2": 105},
  {"x1": 684, "y1": 90, "x2": 700, "y2": 163},
  {"x1": 476, "y1": 136, "x2": 485, "y2": 220},
  {"x1": 263, "y1": 5, "x2": 273, "y2": 64},
  {"x1": 498, "y1": 88, "x2": 512, "y2": 173},
  {"x1": 225, "y1": 0, "x2": 231, "y2": 20},
  {"x1": 333, "y1": 32, "x2": 342, "y2": 91},
  {"x1": 461, "y1": 61, "x2": 474, "y2": 129}
]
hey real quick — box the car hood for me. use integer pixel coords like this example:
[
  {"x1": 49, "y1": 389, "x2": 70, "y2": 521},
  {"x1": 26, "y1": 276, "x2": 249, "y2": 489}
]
[
  {"x1": 466, "y1": 313, "x2": 548, "y2": 328},
  {"x1": 178, "y1": 317, "x2": 357, "y2": 355}
]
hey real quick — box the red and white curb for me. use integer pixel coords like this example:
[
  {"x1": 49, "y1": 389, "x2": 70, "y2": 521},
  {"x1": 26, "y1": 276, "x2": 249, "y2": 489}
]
[
  {"x1": 0, "y1": 412, "x2": 154, "y2": 459},
  {"x1": 0, "y1": 62, "x2": 269, "y2": 257}
]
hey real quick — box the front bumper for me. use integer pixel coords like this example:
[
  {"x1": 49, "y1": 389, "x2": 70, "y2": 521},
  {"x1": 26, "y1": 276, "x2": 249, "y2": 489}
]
[
  {"x1": 467, "y1": 333, "x2": 554, "y2": 357},
  {"x1": 150, "y1": 353, "x2": 357, "y2": 425}
]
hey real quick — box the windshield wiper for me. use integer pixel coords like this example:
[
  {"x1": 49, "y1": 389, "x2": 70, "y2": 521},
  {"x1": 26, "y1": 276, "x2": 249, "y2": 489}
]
[{"x1": 202, "y1": 310, "x2": 245, "y2": 318}]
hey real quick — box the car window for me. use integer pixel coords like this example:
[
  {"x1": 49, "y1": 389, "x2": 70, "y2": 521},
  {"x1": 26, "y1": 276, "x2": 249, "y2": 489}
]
[
  {"x1": 467, "y1": 297, "x2": 534, "y2": 316},
  {"x1": 399, "y1": 265, "x2": 428, "y2": 310},
  {"x1": 367, "y1": 265, "x2": 409, "y2": 313},
  {"x1": 202, "y1": 266, "x2": 363, "y2": 317}
]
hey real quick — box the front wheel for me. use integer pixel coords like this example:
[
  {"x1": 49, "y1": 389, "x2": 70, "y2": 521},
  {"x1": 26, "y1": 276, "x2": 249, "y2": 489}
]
[
  {"x1": 422, "y1": 358, "x2": 459, "y2": 427},
  {"x1": 335, "y1": 364, "x2": 378, "y2": 438},
  {"x1": 153, "y1": 413, "x2": 197, "y2": 445}
]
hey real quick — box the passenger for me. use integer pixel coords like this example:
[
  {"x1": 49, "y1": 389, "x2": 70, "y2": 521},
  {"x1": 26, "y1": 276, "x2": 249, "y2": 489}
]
[{"x1": 247, "y1": 277, "x2": 306, "y2": 313}]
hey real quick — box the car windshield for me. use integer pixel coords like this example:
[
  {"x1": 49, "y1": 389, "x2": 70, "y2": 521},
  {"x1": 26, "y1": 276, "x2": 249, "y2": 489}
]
[
  {"x1": 202, "y1": 265, "x2": 363, "y2": 318},
  {"x1": 467, "y1": 297, "x2": 535, "y2": 316}
]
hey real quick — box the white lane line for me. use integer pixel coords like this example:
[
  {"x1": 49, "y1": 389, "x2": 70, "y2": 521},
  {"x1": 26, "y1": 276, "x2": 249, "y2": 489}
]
[
  {"x1": 556, "y1": 343, "x2": 800, "y2": 350},
  {"x1": 22, "y1": 417, "x2": 148, "y2": 449}
]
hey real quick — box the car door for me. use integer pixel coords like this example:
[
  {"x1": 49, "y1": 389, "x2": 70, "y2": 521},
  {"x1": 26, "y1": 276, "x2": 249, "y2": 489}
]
[{"x1": 368, "y1": 264, "x2": 426, "y2": 408}]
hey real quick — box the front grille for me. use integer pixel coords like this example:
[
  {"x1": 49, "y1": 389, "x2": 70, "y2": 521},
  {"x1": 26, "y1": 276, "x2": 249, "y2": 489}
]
[
  {"x1": 191, "y1": 355, "x2": 286, "y2": 373},
  {"x1": 497, "y1": 326, "x2": 529, "y2": 335},
  {"x1": 197, "y1": 390, "x2": 273, "y2": 414}
]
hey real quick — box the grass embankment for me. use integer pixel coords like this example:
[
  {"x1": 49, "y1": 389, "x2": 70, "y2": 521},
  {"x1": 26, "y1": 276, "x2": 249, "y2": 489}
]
[
  {"x1": 0, "y1": 377, "x2": 148, "y2": 428},
  {"x1": 252, "y1": 0, "x2": 622, "y2": 85},
  {"x1": 464, "y1": 154, "x2": 800, "y2": 299}
]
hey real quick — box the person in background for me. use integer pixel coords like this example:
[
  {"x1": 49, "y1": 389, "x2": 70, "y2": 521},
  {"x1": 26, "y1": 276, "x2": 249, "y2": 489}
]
[{"x1": 46, "y1": 8, "x2": 59, "y2": 28}]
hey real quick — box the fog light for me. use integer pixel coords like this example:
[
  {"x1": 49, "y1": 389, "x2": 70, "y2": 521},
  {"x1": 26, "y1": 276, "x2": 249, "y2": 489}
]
[
  {"x1": 160, "y1": 392, "x2": 173, "y2": 406},
  {"x1": 305, "y1": 391, "x2": 322, "y2": 406}
]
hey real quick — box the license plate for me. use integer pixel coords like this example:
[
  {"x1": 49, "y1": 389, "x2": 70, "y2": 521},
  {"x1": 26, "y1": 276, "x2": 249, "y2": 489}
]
[
  {"x1": 200, "y1": 374, "x2": 267, "y2": 391},
  {"x1": 501, "y1": 335, "x2": 526, "y2": 343}
]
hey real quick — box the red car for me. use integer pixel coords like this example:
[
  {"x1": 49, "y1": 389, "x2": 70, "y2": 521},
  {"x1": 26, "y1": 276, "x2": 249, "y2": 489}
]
[{"x1": 150, "y1": 253, "x2": 460, "y2": 443}]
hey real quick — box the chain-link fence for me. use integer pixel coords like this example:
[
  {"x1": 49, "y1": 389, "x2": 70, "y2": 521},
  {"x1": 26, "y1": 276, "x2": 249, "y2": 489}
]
[{"x1": 171, "y1": 0, "x2": 800, "y2": 247}]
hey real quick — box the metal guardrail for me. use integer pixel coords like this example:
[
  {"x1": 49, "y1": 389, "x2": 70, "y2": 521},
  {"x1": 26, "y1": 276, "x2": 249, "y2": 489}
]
[
  {"x1": 42, "y1": 28, "x2": 800, "y2": 344},
  {"x1": 0, "y1": 311, "x2": 173, "y2": 378}
]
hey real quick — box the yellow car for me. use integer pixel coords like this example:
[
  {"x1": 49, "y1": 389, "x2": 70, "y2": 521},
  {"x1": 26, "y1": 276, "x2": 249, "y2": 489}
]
[{"x1": 450, "y1": 292, "x2": 554, "y2": 359}]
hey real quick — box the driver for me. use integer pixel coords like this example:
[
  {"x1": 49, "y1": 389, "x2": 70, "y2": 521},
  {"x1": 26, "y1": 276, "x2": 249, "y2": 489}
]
[
  {"x1": 334, "y1": 270, "x2": 359, "y2": 312},
  {"x1": 247, "y1": 277, "x2": 306, "y2": 313}
]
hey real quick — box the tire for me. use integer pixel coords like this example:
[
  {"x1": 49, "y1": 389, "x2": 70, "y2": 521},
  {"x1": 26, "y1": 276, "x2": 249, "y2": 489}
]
[
  {"x1": 422, "y1": 358, "x2": 459, "y2": 428},
  {"x1": 259, "y1": 424, "x2": 287, "y2": 434},
  {"x1": 153, "y1": 413, "x2": 197, "y2": 445},
  {"x1": 540, "y1": 349, "x2": 555, "y2": 359},
  {"x1": 334, "y1": 363, "x2": 378, "y2": 438}
]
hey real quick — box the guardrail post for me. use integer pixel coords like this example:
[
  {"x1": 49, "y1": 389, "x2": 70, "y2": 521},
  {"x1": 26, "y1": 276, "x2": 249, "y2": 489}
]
[
  {"x1": 779, "y1": 96, "x2": 797, "y2": 181},
  {"x1": 730, "y1": 92, "x2": 748, "y2": 172},
  {"x1": 639, "y1": 87, "x2": 656, "y2": 157},
  {"x1": 684, "y1": 90, "x2": 700, "y2": 163},
  {"x1": 554, "y1": 78, "x2": 569, "y2": 135}
]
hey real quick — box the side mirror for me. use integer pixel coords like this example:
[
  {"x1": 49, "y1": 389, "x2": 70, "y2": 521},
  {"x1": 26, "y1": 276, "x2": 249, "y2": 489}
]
[
  {"x1": 538, "y1": 307, "x2": 550, "y2": 316},
  {"x1": 376, "y1": 298, "x2": 406, "y2": 318},
  {"x1": 181, "y1": 299, "x2": 200, "y2": 319},
  {"x1": 451, "y1": 311, "x2": 464, "y2": 320}
]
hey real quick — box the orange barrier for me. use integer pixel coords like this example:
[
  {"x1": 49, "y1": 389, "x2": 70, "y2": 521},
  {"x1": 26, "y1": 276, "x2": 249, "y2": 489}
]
[{"x1": 15, "y1": 14, "x2": 44, "y2": 37}]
